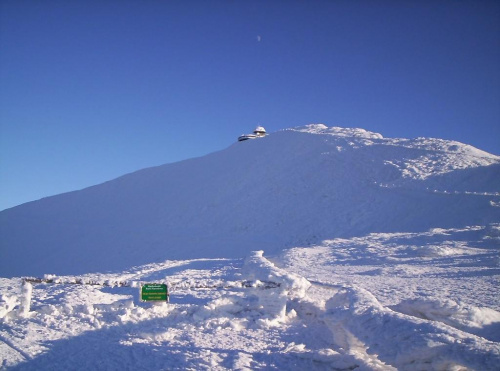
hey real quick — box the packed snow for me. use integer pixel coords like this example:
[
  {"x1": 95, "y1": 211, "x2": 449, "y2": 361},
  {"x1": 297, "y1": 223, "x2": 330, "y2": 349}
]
[{"x1": 1, "y1": 124, "x2": 499, "y2": 369}]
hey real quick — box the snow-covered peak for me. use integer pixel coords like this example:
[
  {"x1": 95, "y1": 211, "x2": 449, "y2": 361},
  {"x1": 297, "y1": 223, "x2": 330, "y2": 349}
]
[
  {"x1": 288, "y1": 124, "x2": 497, "y2": 158},
  {"x1": 1, "y1": 124, "x2": 499, "y2": 277},
  {"x1": 380, "y1": 136, "x2": 500, "y2": 180},
  {"x1": 390, "y1": 136, "x2": 499, "y2": 160},
  {"x1": 283, "y1": 124, "x2": 499, "y2": 180},
  {"x1": 289, "y1": 124, "x2": 384, "y2": 139}
]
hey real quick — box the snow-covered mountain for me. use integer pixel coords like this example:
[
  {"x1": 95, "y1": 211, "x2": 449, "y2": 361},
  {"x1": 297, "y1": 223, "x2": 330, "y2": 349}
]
[
  {"x1": 1, "y1": 124, "x2": 500, "y2": 370},
  {"x1": 1, "y1": 124, "x2": 499, "y2": 277}
]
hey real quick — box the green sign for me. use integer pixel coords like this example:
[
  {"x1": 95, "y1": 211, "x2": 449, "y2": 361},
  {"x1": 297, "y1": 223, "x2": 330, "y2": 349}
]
[{"x1": 141, "y1": 283, "x2": 169, "y2": 302}]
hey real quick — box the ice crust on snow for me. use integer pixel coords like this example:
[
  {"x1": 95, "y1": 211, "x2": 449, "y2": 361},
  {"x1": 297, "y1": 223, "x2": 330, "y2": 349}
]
[{"x1": 1, "y1": 124, "x2": 499, "y2": 369}]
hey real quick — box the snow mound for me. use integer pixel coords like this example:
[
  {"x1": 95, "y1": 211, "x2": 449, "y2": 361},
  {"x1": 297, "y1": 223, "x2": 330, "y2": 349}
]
[
  {"x1": 237, "y1": 251, "x2": 311, "y2": 326},
  {"x1": 242, "y1": 251, "x2": 311, "y2": 299},
  {"x1": 324, "y1": 286, "x2": 500, "y2": 371},
  {"x1": 392, "y1": 298, "x2": 500, "y2": 342},
  {"x1": 0, "y1": 293, "x2": 19, "y2": 319}
]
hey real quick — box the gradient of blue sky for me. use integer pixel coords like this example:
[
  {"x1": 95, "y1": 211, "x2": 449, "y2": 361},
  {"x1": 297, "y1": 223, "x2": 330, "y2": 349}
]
[{"x1": 1, "y1": 0, "x2": 499, "y2": 210}]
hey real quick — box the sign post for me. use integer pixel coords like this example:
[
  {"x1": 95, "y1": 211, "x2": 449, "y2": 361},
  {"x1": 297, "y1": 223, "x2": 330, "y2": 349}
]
[{"x1": 141, "y1": 283, "x2": 169, "y2": 303}]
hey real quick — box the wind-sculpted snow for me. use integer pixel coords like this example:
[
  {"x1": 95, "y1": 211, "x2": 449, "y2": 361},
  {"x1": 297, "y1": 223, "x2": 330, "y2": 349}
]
[
  {"x1": 392, "y1": 298, "x2": 500, "y2": 342},
  {"x1": 279, "y1": 225, "x2": 500, "y2": 370},
  {"x1": 290, "y1": 123, "x2": 384, "y2": 139},
  {"x1": 242, "y1": 251, "x2": 311, "y2": 299},
  {"x1": 1, "y1": 124, "x2": 499, "y2": 368},
  {"x1": 1, "y1": 230, "x2": 499, "y2": 370},
  {"x1": 323, "y1": 286, "x2": 500, "y2": 370},
  {"x1": 1, "y1": 124, "x2": 499, "y2": 277}
]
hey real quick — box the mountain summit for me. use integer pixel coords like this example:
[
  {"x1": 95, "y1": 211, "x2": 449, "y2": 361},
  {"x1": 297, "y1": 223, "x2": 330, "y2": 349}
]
[{"x1": 1, "y1": 124, "x2": 499, "y2": 277}]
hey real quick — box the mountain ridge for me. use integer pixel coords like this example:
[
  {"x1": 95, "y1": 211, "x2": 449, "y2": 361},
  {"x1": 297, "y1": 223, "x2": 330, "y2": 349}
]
[{"x1": 1, "y1": 124, "x2": 499, "y2": 277}]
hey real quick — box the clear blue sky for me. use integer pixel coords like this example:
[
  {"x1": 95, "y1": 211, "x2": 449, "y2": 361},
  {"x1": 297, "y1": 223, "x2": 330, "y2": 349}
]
[{"x1": 1, "y1": 0, "x2": 499, "y2": 210}]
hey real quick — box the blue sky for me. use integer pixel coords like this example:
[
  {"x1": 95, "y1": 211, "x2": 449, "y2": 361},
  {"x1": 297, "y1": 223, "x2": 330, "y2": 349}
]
[{"x1": 1, "y1": 0, "x2": 499, "y2": 210}]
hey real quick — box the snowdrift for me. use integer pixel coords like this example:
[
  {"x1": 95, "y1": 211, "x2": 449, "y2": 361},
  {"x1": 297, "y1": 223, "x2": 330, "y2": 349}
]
[
  {"x1": 1, "y1": 235, "x2": 498, "y2": 370},
  {"x1": 1, "y1": 124, "x2": 499, "y2": 277}
]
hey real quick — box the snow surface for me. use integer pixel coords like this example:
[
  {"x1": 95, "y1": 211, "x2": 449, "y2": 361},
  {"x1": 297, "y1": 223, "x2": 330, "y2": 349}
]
[
  {"x1": 1, "y1": 124, "x2": 499, "y2": 369},
  {"x1": 1, "y1": 124, "x2": 499, "y2": 277}
]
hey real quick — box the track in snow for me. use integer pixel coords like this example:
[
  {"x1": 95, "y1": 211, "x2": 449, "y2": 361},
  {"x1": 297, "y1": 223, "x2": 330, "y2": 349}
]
[{"x1": 1, "y1": 236, "x2": 499, "y2": 370}]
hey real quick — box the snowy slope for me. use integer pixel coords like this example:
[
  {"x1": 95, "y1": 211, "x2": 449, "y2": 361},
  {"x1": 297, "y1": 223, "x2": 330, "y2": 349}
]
[
  {"x1": 1, "y1": 124, "x2": 500, "y2": 370},
  {"x1": 1, "y1": 124, "x2": 499, "y2": 277},
  {"x1": 1, "y1": 229, "x2": 499, "y2": 370}
]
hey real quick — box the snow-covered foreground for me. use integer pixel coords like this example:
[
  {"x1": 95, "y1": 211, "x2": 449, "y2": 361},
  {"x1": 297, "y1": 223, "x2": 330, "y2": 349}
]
[{"x1": 1, "y1": 225, "x2": 499, "y2": 370}]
